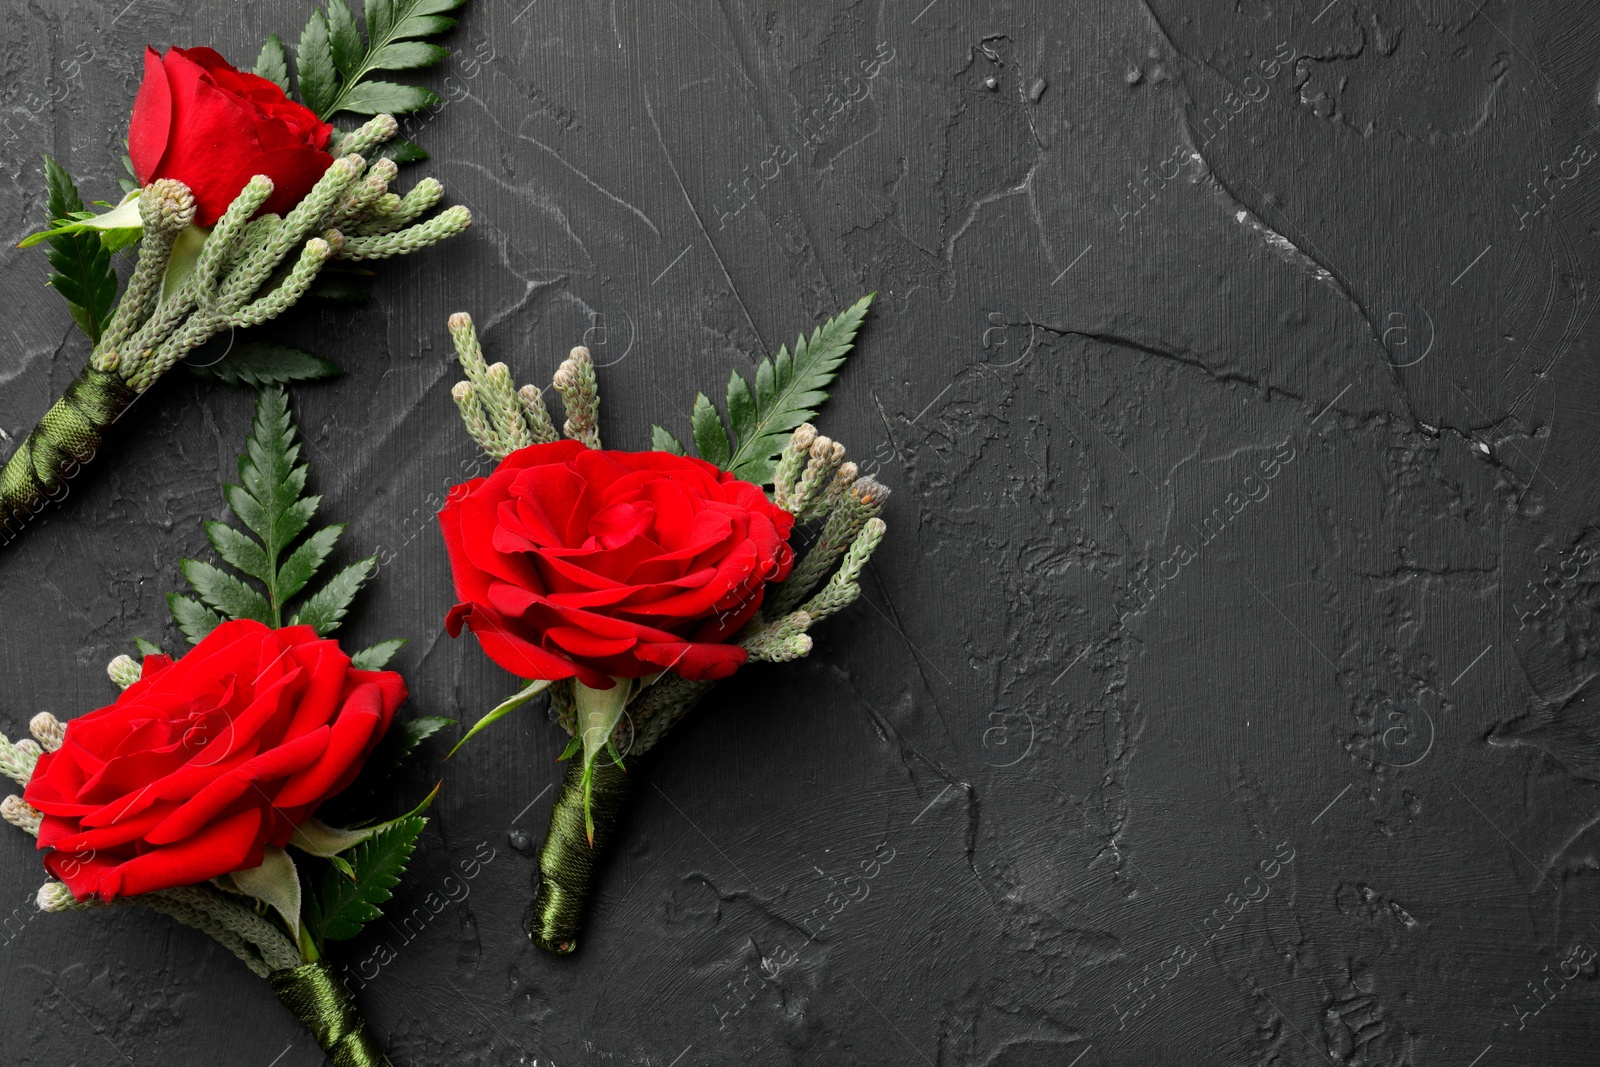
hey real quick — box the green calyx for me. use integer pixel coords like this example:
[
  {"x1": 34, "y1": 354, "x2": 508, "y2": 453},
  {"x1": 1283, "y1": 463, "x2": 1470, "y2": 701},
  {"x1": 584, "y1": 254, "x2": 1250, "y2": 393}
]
[{"x1": 571, "y1": 679, "x2": 631, "y2": 844}]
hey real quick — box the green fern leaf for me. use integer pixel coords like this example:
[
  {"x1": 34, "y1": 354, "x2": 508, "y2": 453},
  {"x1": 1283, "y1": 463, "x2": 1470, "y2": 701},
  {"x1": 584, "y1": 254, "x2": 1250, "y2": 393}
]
[
  {"x1": 168, "y1": 594, "x2": 224, "y2": 646},
  {"x1": 350, "y1": 639, "x2": 406, "y2": 669},
  {"x1": 294, "y1": 0, "x2": 469, "y2": 121},
  {"x1": 717, "y1": 294, "x2": 873, "y2": 484},
  {"x1": 336, "y1": 79, "x2": 436, "y2": 116},
  {"x1": 180, "y1": 560, "x2": 273, "y2": 624},
  {"x1": 41, "y1": 157, "x2": 116, "y2": 345},
  {"x1": 254, "y1": 35, "x2": 291, "y2": 92},
  {"x1": 290, "y1": 557, "x2": 376, "y2": 635},
  {"x1": 133, "y1": 637, "x2": 164, "y2": 657},
  {"x1": 203, "y1": 520, "x2": 270, "y2": 583},
  {"x1": 187, "y1": 341, "x2": 343, "y2": 387},
  {"x1": 326, "y1": 0, "x2": 364, "y2": 77},
  {"x1": 169, "y1": 388, "x2": 377, "y2": 637},
  {"x1": 651, "y1": 425, "x2": 686, "y2": 455},
  {"x1": 691, "y1": 393, "x2": 730, "y2": 468},
  {"x1": 317, "y1": 815, "x2": 426, "y2": 942},
  {"x1": 296, "y1": 10, "x2": 338, "y2": 118},
  {"x1": 275, "y1": 524, "x2": 345, "y2": 603}
]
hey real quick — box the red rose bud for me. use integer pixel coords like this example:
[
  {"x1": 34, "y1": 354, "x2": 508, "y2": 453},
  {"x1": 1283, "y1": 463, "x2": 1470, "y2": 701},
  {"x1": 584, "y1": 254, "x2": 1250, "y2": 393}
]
[
  {"x1": 128, "y1": 46, "x2": 335, "y2": 227},
  {"x1": 23, "y1": 621, "x2": 405, "y2": 902},
  {"x1": 439, "y1": 442, "x2": 796, "y2": 689}
]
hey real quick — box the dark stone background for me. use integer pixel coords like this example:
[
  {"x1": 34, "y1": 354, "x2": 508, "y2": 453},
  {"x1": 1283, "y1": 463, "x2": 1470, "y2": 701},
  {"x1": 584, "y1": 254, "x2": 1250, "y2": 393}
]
[{"x1": 3, "y1": 0, "x2": 1600, "y2": 1064}]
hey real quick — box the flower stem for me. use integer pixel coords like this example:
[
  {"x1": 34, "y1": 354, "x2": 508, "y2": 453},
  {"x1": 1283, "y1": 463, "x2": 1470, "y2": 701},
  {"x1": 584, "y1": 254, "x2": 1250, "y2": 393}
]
[
  {"x1": 530, "y1": 755, "x2": 631, "y2": 955},
  {"x1": 270, "y1": 960, "x2": 391, "y2": 1067},
  {"x1": 0, "y1": 365, "x2": 136, "y2": 546}
]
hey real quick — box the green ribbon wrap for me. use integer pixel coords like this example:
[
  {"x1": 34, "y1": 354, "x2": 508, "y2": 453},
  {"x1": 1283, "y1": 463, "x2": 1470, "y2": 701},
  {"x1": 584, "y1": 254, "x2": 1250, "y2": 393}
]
[
  {"x1": 531, "y1": 756, "x2": 632, "y2": 954},
  {"x1": 270, "y1": 961, "x2": 391, "y2": 1067},
  {"x1": 0, "y1": 365, "x2": 135, "y2": 543}
]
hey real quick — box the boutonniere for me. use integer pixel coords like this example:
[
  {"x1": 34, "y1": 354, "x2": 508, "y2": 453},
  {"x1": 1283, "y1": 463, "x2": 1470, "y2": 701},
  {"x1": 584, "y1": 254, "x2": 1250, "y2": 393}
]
[
  {"x1": 3, "y1": 0, "x2": 478, "y2": 552},
  {"x1": 437, "y1": 296, "x2": 888, "y2": 953},
  {"x1": 2, "y1": 388, "x2": 447, "y2": 1066}
]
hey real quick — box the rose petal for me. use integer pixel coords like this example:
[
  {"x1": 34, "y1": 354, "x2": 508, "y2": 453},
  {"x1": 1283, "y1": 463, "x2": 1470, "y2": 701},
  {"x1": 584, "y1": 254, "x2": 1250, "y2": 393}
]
[{"x1": 127, "y1": 47, "x2": 173, "y2": 183}]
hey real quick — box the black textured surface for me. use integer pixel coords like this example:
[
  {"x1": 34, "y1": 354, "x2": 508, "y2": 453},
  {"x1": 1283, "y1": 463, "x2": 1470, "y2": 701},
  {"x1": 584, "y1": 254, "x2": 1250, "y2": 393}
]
[{"x1": 5, "y1": 1, "x2": 1600, "y2": 1065}]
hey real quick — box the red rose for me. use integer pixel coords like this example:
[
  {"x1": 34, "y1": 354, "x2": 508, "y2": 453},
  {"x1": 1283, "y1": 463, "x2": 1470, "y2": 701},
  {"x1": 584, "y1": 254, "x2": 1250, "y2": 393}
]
[
  {"x1": 438, "y1": 441, "x2": 796, "y2": 689},
  {"x1": 128, "y1": 46, "x2": 335, "y2": 227},
  {"x1": 23, "y1": 621, "x2": 405, "y2": 902}
]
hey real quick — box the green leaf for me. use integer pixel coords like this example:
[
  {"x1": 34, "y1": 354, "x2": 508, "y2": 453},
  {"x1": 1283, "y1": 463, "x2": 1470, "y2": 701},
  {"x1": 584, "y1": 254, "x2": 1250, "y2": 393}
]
[
  {"x1": 327, "y1": 0, "x2": 364, "y2": 78},
  {"x1": 312, "y1": 0, "x2": 469, "y2": 121},
  {"x1": 133, "y1": 637, "x2": 164, "y2": 657},
  {"x1": 223, "y1": 845, "x2": 302, "y2": 940},
  {"x1": 170, "y1": 388, "x2": 378, "y2": 633},
  {"x1": 376, "y1": 138, "x2": 429, "y2": 164},
  {"x1": 726, "y1": 370, "x2": 756, "y2": 439},
  {"x1": 168, "y1": 593, "x2": 223, "y2": 646},
  {"x1": 290, "y1": 556, "x2": 376, "y2": 635},
  {"x1": 651, "y1": 425, "x2": 686, "y2": 455},
  {"x1": 180, "y1": 560, "x2": 273, "y2": 624},
  {"x1": 187, "y1": 341, "x2": 343, "y2": 387},
  {"x1": 317, "y1": 814, "x2": 426, "y2": 942},
  {"x1": 367, "y1": 41, "x2": 449, "y2": 71},
  {"x1": 690, "y1": 392, "x2": 730, "y2": 468},
  {"x1": 41, "y1": 157, "x2": 116, "y2": 345},
  {"x1": 204, "y1": 520, "x2": 270, "y2": 583},
  {"x1": 275, "y1": 524, "x2": 345, "y2": 603},
  {"x1": 448, "y1": 679, "x2": 552, "y2": 758},
  {"x1": 254, "y1": 35, "x2": 291, "y2": 92},
  {"x1": 296, "y1": 9, "x2": 338, "y2": 117},
  {"x1": 351, "y1": 639, "x2": 407, "y2": 670},
  {"x1": 722, "y1": 294, "x2": 875, "y2": 484},
  {"x1": 335, "y1": 79, "x2": 437, "y2": 116}
]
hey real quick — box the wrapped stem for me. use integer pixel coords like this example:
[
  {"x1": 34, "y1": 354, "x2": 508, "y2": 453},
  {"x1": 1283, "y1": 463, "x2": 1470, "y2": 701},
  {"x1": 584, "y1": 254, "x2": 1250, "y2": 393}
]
[
  {"x1": 0, "y1": 366, "x2": 136, "y2": 542},
  {"x1": 531, "y1": 756, "x2": 631, "y2": 955},
  {"x1": 271, "y1": 961, "x2": 391, "y2": 1067}
]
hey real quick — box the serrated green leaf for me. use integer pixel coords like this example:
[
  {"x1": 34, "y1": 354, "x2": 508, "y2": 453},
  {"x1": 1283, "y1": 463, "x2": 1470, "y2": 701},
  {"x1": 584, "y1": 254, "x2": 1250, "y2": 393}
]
[
  {"x1": 275, "y1": 524, "x2": 345, "y2": 603},
  {"x1": 133, "y1": 636, "x2": 164, "y2": 657},
  {"x1": 312, "y1": 0, "x2": 467, "y2": 121},
  {"x1": 168, "y1": 594, "x2": 224, "y2": 646},
  {"x1": 651, "y1": 425, "x2": 686, "y2": 455},
  {"x1": 318, "y1": 815, "x2": 426, "y2": 942},
  {"x1": 327, "y1": 0, "x2": 364, "y2": 78},
  {"x1": 188, "y1": 341, "x2": 343, "y2": 387},
  {"x1": 335, "y1": 79, "x2": 437, "y2": 116},
  {"x1": 41, "y1": 156, "x2": 116, "y2": 345},
  {"x1": 172, "y1": 388, "x2": 377, "y2": 634},
  {"x1": 367, "y1": 41, "x2": 449, "y2": 71},
  {"x1": 181, "y1": 560, "x2": 273, "y2": 624},
  {"x1": 351, "y1": 639, "x2": 407, "y2": 670},
  {"x1": 691, "y1": 392, "x2": 730, "y2": 468},
  {"x1": 254, "y1": 35, "x2": 291, "y2": 92},
  {"x1": 204, "y1": 520, "x2": 271, "y2": 583},
  {"x1": 723, "y1": 294, "x2": 875, "y2": 484},
  {"x1": 726, "y1": 370, "x2": 755, "y2": 438},
  {"x1": 291, "y1": 556, "x2": 376, "y2": 635},
  {"x1": 296, "y1": 10, "x2": 338, "y2": 117}
]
